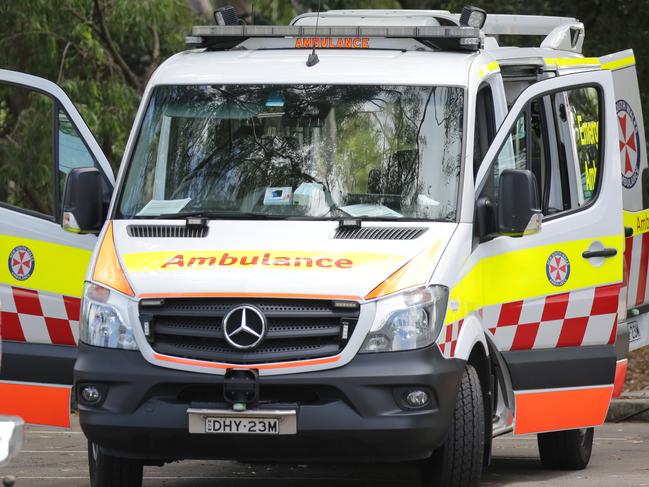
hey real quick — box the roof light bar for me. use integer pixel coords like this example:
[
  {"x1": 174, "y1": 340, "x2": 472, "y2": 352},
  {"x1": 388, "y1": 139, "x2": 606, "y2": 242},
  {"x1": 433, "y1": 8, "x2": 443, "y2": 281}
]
[{"x1": 186, "y1": 25, "x2": 481, "y2": 52}]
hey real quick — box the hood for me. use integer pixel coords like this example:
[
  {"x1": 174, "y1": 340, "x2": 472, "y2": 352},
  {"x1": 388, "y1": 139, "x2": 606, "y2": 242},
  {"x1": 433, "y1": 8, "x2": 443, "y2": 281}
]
[{"x1": 112, "y1": 220, "x2": 456, "y2": 301}]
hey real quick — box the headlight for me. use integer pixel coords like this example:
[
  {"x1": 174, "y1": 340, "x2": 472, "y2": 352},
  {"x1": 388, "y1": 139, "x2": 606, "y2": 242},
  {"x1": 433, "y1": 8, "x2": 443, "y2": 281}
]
[
  {"x1": 80, "y1": 282, "x2": 138, "y2": 350},
  {"x1": 360, "y1": 285, "x2": 448, "y2": 353}
]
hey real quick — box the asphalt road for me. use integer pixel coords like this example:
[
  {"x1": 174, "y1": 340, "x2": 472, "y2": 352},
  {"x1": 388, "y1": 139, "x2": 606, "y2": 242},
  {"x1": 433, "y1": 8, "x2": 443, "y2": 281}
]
[{"x1": 1, "y1": 418, "x2": 648, "y2": 486}]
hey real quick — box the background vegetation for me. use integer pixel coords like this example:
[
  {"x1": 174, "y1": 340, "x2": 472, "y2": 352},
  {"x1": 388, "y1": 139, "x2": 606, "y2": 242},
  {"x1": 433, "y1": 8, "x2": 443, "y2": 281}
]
[{"x1": 1, "y1": 0, "x2": 646, "y2": 169}]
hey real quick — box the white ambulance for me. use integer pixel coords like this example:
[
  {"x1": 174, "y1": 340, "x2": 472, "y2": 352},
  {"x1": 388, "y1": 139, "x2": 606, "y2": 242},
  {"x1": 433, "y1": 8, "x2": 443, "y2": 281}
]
[{"x1": 1, "y1": 6, "x2": 648, "y2": 487}]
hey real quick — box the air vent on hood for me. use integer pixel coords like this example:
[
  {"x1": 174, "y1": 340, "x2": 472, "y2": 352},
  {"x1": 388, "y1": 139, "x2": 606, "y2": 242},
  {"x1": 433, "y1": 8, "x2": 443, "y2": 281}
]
[
  {"x1": 127, "y1": 225, "x2": 208, "y2": 238},
  {"x1": 333, "y1": 226, "x2": 427, "y2": 240}
]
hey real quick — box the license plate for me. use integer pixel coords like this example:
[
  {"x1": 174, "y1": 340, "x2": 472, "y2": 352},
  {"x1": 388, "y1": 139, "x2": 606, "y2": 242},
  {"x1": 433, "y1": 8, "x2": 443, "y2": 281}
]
[
  {"x1": 206, "y1": 417, "x2": 279, "y2": 434},
  {"x1": 629, "y1": 321, "x2": 641, "y2": 342},
  {"x1": 187, "y1": 408, "x2": 297, "y2": 435}
]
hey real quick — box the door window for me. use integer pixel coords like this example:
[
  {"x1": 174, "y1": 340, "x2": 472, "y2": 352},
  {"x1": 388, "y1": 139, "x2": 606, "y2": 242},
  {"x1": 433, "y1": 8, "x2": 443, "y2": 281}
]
[
  {"x1": 480, "y1": 86, "x2": 602, "y2": 217},
  {"x1": 57, "y1": 109, "x2": 97, "y2": 206},
  {"x1": 0, "y1": 83, "x2": 55, "y2": 217},
  {"x1": 568, "y1": 88, "x2": 601, "y2": 203},
  {"x1": 0, "y1": 82, "x2": 101, "y2": 221}
]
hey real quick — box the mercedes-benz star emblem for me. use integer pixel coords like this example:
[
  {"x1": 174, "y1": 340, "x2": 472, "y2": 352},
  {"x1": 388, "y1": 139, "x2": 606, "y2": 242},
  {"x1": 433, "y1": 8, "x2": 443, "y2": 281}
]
[{"x1": 223, "y1": 305, "x2": 267, "y2": 350}]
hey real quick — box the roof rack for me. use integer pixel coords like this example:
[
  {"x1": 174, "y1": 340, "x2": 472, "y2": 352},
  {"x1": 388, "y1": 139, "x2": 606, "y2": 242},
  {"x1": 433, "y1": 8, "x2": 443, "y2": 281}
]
[
  {"x1": 481, "y1": 15, "x2": 579, "y2": 36},
  {"x1": 186, "y1": 24, "x2": 482, "y2": 52},
  {"x1": 292, "y1": 11, "x2": 584, "y2": 54}
]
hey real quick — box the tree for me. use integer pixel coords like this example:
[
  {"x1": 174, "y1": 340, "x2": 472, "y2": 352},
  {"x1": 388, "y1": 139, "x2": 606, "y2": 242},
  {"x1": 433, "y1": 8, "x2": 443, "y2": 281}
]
[
  {"x1": 0, "y1": 0, "x2": 204, "y2": 169},
  {"x1": 1, "y1": 0, "x2": 648, "y2": 174}
]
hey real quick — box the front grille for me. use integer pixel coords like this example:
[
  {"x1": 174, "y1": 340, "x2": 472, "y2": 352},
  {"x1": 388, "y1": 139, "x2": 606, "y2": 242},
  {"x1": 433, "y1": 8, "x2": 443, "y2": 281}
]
[{"x1": 140, "y1": 298, "x2": 360, "y2": 364}]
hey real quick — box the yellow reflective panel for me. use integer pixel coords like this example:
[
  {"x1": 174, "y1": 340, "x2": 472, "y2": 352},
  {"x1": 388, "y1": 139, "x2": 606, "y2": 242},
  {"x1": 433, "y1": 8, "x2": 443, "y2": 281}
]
[
  {"x1": 0, "y1": 234, "x2": 90, "y2": 298},
  {"x1": 601, "y1": 55, "x2": 636, "y2": 71},
  {"x1": 444, "y1": 235, "x2": 624, "y2": 324},
  {"x1": 479, "y1": 61, "x2": 500, "y2": 78},
  {"x1": 623, "y1": 209, "x2": 649, "y2": 237},
  {"x1": 122, "y1": 250, "x2": 406, "y2": 275},
  {"x1": 544, "y1": 57, "x2": 601, "y2": 68}
]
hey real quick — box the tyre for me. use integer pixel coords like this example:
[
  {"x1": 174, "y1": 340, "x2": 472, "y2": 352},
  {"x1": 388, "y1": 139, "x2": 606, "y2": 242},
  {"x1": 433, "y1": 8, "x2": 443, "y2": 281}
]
[
  {"x1": 421, "y1": 364, "x2": 485, "y2": 487},
  {"x1": 537, "y1": 427, "x2": 594, "y2": 470},
  {"x1": 88, "y1": 441, "x2": 143, "y2": 487}
]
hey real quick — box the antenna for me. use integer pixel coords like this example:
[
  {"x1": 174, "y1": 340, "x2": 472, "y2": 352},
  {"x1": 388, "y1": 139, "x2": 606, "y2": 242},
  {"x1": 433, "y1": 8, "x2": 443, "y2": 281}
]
[{"x1": 306, "y1": 0, "x2": 322, "y2": 67}]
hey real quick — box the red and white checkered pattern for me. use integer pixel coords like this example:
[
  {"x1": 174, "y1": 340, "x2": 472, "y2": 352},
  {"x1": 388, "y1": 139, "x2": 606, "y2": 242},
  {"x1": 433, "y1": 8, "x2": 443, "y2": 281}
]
[
  {"x1": 624, "y1": 233, "x2": 649, "y2": 308},
  {"x1": 0, "y1": 285, "x2": 80, "y2": 346},
  {"x1": 438, "y1": 319, "x2": 463, "y2": 358},
  {"x1": 438, "y1": 284, "x2": 620, "y2": 359}
]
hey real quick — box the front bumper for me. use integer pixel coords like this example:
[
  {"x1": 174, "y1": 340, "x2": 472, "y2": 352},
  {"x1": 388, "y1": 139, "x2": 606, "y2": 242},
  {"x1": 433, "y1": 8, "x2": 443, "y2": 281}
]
[{"x1": 75, "y1": 343, "x2": 464, "y2": 462}]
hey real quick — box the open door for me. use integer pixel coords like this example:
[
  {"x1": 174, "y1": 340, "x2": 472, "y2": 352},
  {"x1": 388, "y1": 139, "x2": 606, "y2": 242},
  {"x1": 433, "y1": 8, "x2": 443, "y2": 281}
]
[
  {"x1": 0, "y1": 69, "x2": 114, "y2": 427},
  {"x1": 474, "y1": 69, "x2": 624, "y2": 434},
  {"x1": 599, "y1": 50, "x2": 649, "y2": 352}
]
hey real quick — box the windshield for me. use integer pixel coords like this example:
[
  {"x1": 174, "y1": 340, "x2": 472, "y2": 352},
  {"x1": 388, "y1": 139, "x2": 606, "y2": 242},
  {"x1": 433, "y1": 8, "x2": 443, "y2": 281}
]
[{"x1": 118, "y1": 84, "x2": 464, "y2": 220}]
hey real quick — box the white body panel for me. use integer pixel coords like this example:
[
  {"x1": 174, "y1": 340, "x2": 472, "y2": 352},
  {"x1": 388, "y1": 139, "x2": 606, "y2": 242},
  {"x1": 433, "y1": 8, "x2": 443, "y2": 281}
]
[{"x1": 114, "y1": 220, "x2": 456, "y2": 299}]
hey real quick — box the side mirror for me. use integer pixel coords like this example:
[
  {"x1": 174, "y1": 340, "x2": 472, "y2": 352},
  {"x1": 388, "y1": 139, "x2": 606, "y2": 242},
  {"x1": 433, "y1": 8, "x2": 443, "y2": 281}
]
[
  {"x1": 498, "y1": 169, "x2": 542, "y2": 237},
  {"x1": 61, "y1": 167, "x2": 106, "y2": 234}
]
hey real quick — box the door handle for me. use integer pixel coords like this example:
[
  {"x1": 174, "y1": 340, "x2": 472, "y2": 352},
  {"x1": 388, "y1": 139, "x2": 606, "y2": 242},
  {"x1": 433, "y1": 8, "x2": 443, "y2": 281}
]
[{"x1": 582, "y1": 248, "x2": 617, "y2": 259}]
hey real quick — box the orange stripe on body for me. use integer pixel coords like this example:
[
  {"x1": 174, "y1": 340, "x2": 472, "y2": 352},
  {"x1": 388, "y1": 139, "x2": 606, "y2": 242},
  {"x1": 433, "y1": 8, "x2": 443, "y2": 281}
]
[
  {"x1": 365, "y1": 242, "x2": 440, "y2": 299},
  {"x1": 93, "y1": 222, "x2": 135, "y2": 296},
  {"x1": 153, "y1": 352, "x2": 340, "y2": 370},
  {"x1": 0, "y1": 382, "x2": 71, "y2": 428},
  {"x1": 514, "y1": 386, "x2": 613, "y2": 435},
  {"x1": 140, "y1": 292, "x2": 362, "y2": 301}
]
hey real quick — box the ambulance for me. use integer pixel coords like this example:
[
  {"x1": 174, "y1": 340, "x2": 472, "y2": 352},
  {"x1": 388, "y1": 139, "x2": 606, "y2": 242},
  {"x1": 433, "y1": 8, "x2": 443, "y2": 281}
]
[{"x1": 0, "y1": 6, "x2": 648, "y2": 487}]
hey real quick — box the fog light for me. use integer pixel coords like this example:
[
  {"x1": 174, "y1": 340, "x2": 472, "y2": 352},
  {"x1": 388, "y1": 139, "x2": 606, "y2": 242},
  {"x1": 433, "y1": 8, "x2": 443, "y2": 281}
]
[
  {"x1": 81, "y1": 386, "x2": 101, "y2": 404},
  {"x1": 405, "y1": 390, "x2": 430, "y2": 408}
]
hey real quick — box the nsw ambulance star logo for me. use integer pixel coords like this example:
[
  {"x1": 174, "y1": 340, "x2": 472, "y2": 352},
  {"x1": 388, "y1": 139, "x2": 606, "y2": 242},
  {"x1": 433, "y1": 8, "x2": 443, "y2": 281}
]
[
  {"x1": 546, "y1": 251, "x2": 570, "y2": 287},
  {"x1": 617, "y1": 99, "x2": 641, "y2": 189},
  {"x1": 8, "y1": 245, "x2": 35, "y2": 281}
]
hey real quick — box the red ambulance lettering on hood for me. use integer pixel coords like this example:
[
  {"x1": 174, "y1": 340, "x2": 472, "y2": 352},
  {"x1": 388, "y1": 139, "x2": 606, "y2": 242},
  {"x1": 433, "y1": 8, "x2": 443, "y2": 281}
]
[{"x1": 161, "y1": 252, "x2": 353, "y2": 269}]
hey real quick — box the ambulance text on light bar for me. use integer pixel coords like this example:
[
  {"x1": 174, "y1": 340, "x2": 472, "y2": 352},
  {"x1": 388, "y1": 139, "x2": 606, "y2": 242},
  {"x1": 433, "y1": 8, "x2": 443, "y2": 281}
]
[{"x1": 294, "y1": 37, "x2": 370, "y2": 49}]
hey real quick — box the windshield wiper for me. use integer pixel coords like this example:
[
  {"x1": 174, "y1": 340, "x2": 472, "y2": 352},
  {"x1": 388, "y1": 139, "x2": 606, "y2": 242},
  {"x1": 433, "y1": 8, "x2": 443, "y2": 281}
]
[{"x1": 150, "y1": 210, "x2": 288, "y2": 220}]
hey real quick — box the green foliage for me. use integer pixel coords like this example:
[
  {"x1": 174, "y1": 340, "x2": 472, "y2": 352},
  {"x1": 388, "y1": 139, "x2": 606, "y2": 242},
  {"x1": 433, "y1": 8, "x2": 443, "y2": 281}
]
[
  {"x1": 214, "y1": 0, "x2": 402, "y2": 24},
  {"x1": 0, "y1": 0, "x2": 202, "y2": 168},
  {"x1": 0, "y1": 86, "x2": 55, "y2": 213},
  {"x1": 1, "y1": 0, "x2": 648, "y2": 176},
  {"x1": 445, "y1": 0, "x2": 649, "y2": 129}
]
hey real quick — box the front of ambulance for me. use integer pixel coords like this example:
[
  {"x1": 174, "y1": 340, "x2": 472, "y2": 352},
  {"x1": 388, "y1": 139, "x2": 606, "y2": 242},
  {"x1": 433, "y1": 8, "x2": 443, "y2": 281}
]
[{"x1": 74, "y1": 46, "x2": 473, "y2": 462}]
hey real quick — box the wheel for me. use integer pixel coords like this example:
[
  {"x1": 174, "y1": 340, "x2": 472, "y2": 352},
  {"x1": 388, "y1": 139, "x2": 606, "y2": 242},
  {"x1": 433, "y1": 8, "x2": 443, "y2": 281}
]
[
  {"x1": 88, "y1": 441, "x2": 143, "y2": 487},
  {"x1": 421, "y1": 364, "x2": 485, "y2": 487},
  {"x1": 537, "y1": 427, "x2": 594, "y2": 470}
]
